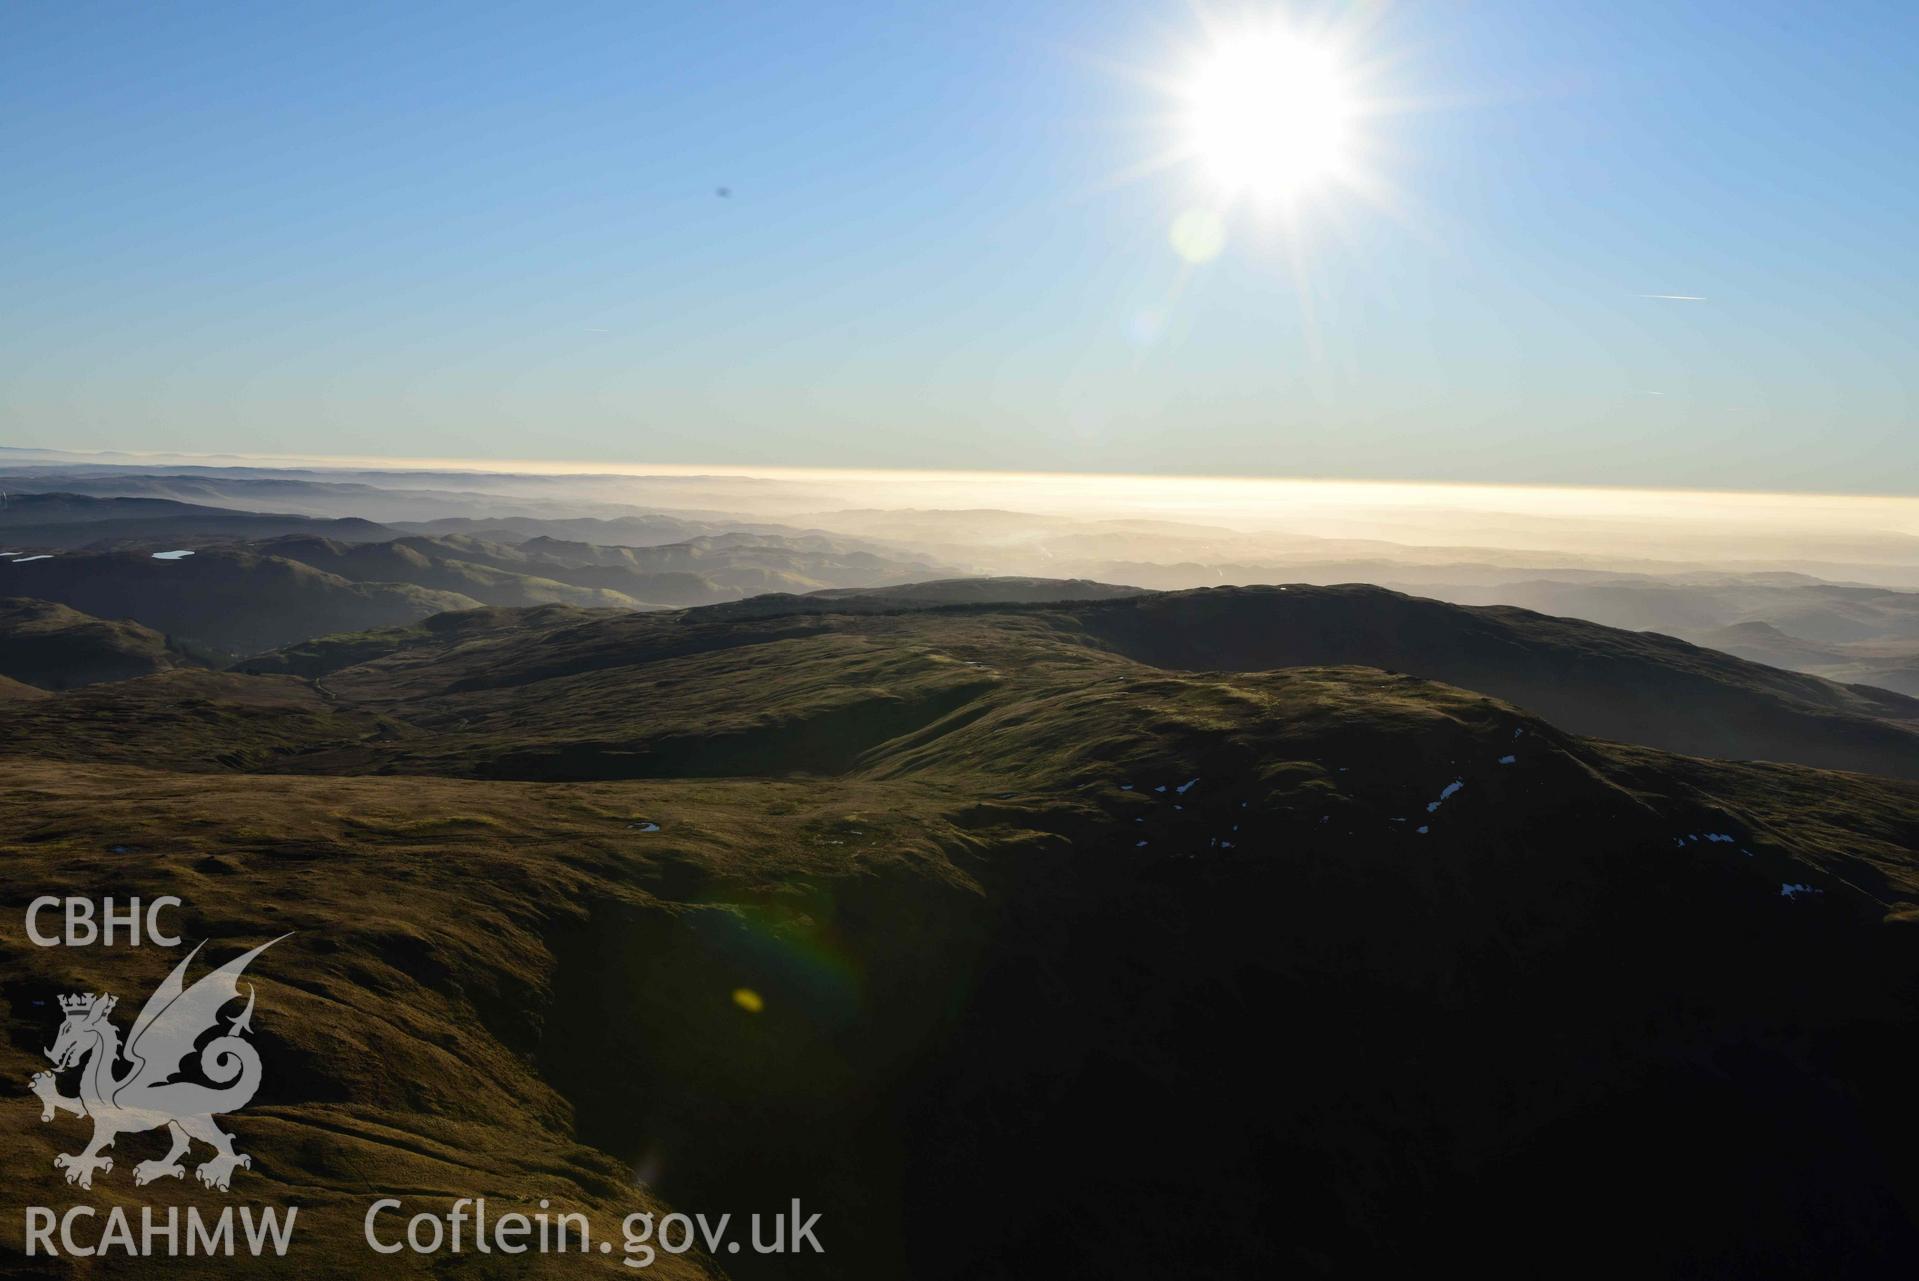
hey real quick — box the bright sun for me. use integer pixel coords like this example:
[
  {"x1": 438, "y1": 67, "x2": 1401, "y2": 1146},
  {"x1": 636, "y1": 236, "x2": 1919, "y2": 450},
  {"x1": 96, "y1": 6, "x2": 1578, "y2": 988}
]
[{"x1": 1186, "y1": 29, "x2": 1356, "y2": 202}]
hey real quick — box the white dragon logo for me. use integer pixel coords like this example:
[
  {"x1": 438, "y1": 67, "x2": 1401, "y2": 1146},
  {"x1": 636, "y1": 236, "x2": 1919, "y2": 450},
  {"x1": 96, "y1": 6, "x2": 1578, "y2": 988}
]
[{"x1": 27, "y1": 937, "x2": 284, "y2": 1192}]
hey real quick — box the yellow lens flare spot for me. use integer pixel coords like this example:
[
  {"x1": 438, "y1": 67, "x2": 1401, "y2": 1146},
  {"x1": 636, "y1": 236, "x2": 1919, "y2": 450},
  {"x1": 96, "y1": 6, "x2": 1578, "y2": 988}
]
[
  {"x1": 731, "y1": 987, "x2": 765, "y2": 1014},
  {"x1": 1186, "y1": 28, "x2": 1355, "y2": 202},
  {"x1": 1169, "y1": 208, "x2": 1226, "y2": 263}
]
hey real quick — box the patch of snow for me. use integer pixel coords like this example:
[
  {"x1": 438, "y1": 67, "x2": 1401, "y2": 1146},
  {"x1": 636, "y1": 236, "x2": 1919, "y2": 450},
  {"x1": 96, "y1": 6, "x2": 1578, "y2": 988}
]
[
  {"x1": 1416, "y1": 825, "x2": 1430, "y2": 835},
  {"x1": 1497, "y1": 754, "x2": 1516, "y2": 765},
  {"x1": 1136, "y1": 840, "x2": 1149, "y2": 848},
  {"x1": 1120, "y1": 784, "x2": 1134, "y2": 791},
  {"x1": 1175, "y1": 777, "x2": 1199, "y2": 795},
  {"x1": 1780, "y1": 882, "x2": 1821, "y2": 899},
  {"x1": 151, "y1": 549, "x2": 195, "y2": 560},
  {"x1": 1219, "y1": 840, "x2": 1234, "y2": 849},
  {"x1": 1154, "y1": 785, "x2": 1168, "y2": 793},
  {"x1": 1426, "y1": 779, "x2": 1464, "y2": 813},
  {"x1": 629, "y1": 821, "x2": 661, "y2": 833},
  {"x1": 1705, "y1": 833, "x2": 1734, "y2": 843},
  {"x1": 7, "y1": 554, "x2": 54, "y2": 563}
]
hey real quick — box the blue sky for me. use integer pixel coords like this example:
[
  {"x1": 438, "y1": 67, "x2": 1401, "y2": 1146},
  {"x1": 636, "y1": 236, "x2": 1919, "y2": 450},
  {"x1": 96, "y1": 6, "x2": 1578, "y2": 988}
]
[{"x1": 2, "y1": 1, "x2": 1914, "y2": 491}]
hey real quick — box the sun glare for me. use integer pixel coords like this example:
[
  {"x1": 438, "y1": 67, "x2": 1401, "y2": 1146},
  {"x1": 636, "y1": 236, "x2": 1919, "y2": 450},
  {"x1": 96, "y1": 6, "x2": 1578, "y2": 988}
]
[{"x1": 1186, "y1": 28, "x2": 1356, "y2": 202}]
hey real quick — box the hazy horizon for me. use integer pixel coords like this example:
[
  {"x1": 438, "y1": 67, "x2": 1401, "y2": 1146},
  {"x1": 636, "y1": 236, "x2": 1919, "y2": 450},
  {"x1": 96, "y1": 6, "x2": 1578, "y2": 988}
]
[
  {"x1": 10, "y1": 444, "x2": 1919, "y2": 587},
  {"x1": 13, "y1": 442, "x2": 1919, "y2": 505}
]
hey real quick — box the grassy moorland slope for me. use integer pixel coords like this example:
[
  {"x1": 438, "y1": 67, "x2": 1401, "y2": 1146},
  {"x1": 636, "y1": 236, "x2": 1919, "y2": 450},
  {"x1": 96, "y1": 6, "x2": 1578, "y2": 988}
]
[{"x1": 1, "y1": 588, "x2": 1915, "y2": 1277}]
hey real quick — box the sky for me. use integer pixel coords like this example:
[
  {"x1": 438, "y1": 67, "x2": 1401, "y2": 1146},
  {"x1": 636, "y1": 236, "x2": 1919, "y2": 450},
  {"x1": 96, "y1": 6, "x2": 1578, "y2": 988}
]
[{"x1": 2, "y1": 1, "x2": 1914, "y2": 493}]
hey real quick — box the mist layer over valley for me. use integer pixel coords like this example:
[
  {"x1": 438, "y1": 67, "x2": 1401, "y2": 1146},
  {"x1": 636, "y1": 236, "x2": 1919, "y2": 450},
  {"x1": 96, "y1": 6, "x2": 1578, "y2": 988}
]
[{"x1": 8, "y1": 450, "x2": 1919, "y2": 693}]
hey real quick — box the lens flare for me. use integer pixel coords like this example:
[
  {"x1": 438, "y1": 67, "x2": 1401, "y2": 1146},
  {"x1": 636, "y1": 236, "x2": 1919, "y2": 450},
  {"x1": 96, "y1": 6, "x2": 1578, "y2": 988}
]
[{"x1": 1170, "y1": 207, "x2": 1227, "y2": 263}]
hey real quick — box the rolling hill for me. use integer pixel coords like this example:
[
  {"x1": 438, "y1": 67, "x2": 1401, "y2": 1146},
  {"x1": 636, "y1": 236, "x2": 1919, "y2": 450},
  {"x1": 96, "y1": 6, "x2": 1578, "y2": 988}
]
[
  {"x1": 397, "y1": 513, "x2": 770, "y2": 547},
  {"x1": 505, "y1": 532, "x2": 952, "y2": 596},
  {"x1": 1, "y1": 586, "x2": 1915, "y2": 1278},
  {"x1": 0, "y1": 548, "x2": 478, "y2": 656},
  {"x1": 804, "y1": 576, "x2": 1148, "y2": 605},
  {"x1": 0, "y1": 491, "x2": 398, "y2": 547},
  {"x1": 694, "y1": 576, "x2": 1151, "y2": 621},
  {"x1": 1424, "y1": 573, "x2": 1919, "y2": 646},
  {"x1": 253, "y1": 530, "x2": 959, "y2": 610},
  {"x1": 258, "y1": 535, "x2": 652, "y2": 609},
  {"x1": 1066, "y1": 585, "x2": 1919, "y2": 778},
  {"x1": 1702, "y1": 620, "x2": 1919, "y2": 698},
  {"x1": 0, "y1": 672, "x2": 49, "y2": 700},
  {"x1": 95, "y1": 584, "x2": 1919, "y2": 783},
  {"x1": 0, "y1": 597, "x2": 199, "y2": 688}
]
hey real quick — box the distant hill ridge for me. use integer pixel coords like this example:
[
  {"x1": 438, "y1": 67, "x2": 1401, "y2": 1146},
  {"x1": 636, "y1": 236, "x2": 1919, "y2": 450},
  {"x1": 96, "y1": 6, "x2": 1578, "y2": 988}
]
[
  {"x1": 0, "y1": 596, "x2": 196, "y2": 689},
  {"x1": 0, "y1": 547, "x2": 475, "y2": 656},
  {"x1": 43, "y1": 580, "x2": 1918, "y2": 784},
  {"x1": 0, "y1": 490, "x2": 397, "y2": 546}
]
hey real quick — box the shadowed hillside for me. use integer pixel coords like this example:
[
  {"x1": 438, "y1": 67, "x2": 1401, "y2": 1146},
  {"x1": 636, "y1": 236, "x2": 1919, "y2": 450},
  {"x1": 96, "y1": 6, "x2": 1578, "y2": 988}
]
[
  {"x1": 1, "y1": 601, "x2": 1915, "y2": 1278},
  {"x1": 0, "y1": 597, "x2": 199, "y2": 688},
  {"x1": 1064, "y1": 585, "x2": 1919, "y2": 778},
  {"x1": 0, "y1": 491, "x2": 398, "y2": 547},
  {"x1": 0, "y1": 549, "x2": 478, "y2": 656}
]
